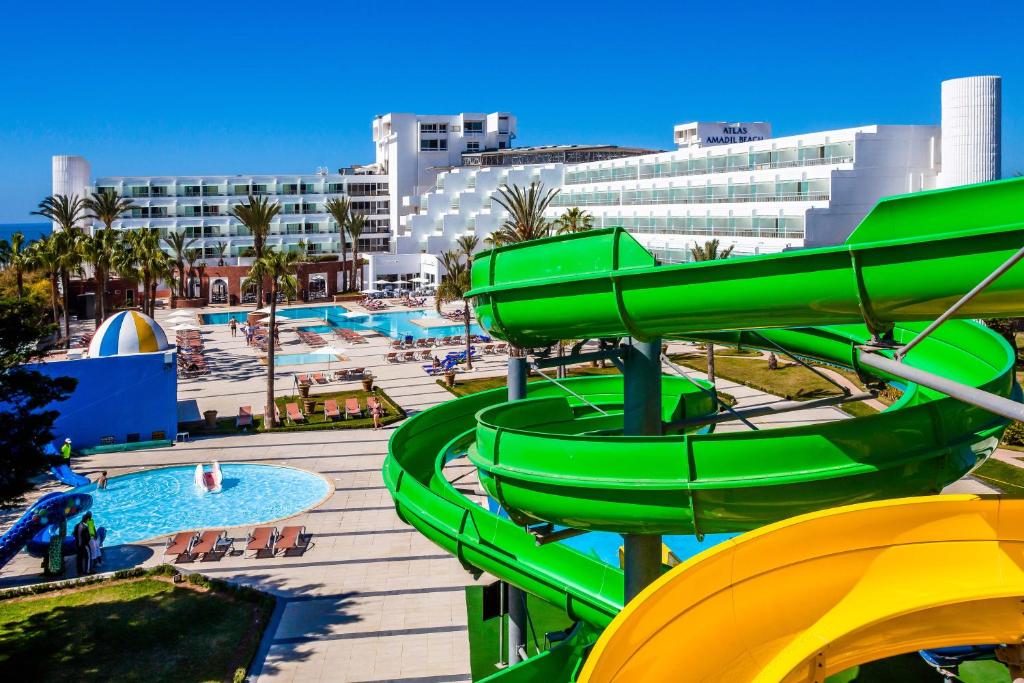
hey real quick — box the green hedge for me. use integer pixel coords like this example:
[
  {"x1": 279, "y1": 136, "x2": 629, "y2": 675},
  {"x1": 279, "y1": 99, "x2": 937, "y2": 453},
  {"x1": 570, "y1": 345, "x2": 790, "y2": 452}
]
[{"x1": 259, "y1": 387, "x2": 406, "y2": 432}]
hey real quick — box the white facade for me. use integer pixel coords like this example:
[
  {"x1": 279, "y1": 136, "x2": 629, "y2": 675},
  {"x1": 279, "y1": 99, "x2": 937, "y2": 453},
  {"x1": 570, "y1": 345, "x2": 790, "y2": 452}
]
[
  {"x1": 406, "y1": 125, "x2": 941, "y2": 261},
  {"x1": 938, "y1": 75, "x2": 1002, "y2": 188},
  {"x1": 372, "y1": 112, "x2": 516, "y2": 254}
]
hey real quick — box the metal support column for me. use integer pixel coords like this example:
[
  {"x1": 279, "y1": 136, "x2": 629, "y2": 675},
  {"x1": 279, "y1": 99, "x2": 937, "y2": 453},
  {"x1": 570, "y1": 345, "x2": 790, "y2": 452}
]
[
  {"x1": 505, "y1": 353, "x2": 528, "y2": 664},
  {"x1": 622, "y1": 337, "x2": 664, "y2": 602}
]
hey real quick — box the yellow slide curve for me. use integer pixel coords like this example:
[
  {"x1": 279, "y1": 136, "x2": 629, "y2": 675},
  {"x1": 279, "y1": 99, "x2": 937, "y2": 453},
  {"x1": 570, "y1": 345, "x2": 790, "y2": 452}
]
[{"x1": 579, "y1": 495, "x2": 1024, "y2": 682}]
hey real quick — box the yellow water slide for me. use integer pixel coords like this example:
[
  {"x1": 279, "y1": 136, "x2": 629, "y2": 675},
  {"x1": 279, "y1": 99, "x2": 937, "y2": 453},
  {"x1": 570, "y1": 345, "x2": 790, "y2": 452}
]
[{"x1": 579, "y1": 495, "x2": 1024, "y2": 682}]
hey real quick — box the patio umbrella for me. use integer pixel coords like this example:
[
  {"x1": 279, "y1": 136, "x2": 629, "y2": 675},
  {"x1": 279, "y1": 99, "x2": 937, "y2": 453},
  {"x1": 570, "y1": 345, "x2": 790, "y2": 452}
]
[
  {"x1": 171, "y1": 324, "x2": 200, "y2": 331},
  {"x1": 361, "y1": 288, "x2": 380, "y2": 294},
  {"x1": 410, "y1": 277, "x2": 429, "y2": 283},
  {"x1": 319, "y1": 345, "x2": 345, "y2": 370},
  {"x1": 255, "y1": 306, "x2": 273, "y2": 314},
  {"x1": 374, "y1": 279, "x2": 393, "y2": 285}
]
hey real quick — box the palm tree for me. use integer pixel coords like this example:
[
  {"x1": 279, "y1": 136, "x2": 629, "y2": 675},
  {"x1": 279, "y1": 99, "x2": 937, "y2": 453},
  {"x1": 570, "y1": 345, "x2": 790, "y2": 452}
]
[
  {"x1": 243, "y1": 249, "x2": 299, "y2": 428},
  {"x1": 690, "y1": 239, "x2": 735, "y2": 384},
  {"x1": 53, "y1": 229, "x2": 83, "y2": 344},
  {"x1": 554, "y1": 207, "x2": 594, "y2": 235},
  {"x1": 690, "y1": 238, "x2": 734, "y2": 261},
  {"x1": 347, "y1": 213, "x2": 365, "y2": 292},
  {"x1": 185, "y1": 248, "x2": 203, "y2": 299},
  {"x1": 212, "y1": 241, "x2": 228, "y2": 266},
  {"x1": 32, "y1": 194, "x2": 87, "y2": 233},
  {"x1": 26, "y1": 235, "x2": 62, "y2": 334},
  {"x1": 436, "y1": 250, "x2": 473, "y2": 370},
  {"x1": 325, "y1": 197, "x2": 351, "y2": 292},
  {"x1": 491, "y1": 182, "x2": 560, "y2": 244},
  {"x1": 0, "y1": 232, "x2": 30, "y2": 298},
  {"x1": 84, "y1": 189, "x2": 134, "y2": 232},
  {"x1": 163, "y1": 231, "x2": 198, "y2": 298},
  {"x1": 455, "y1": 234, "x2": 480, "y2": 266},
  {"x1": 230, "y1": 195, "x2": 281, "y2": 305},
  {"x1": 78, "y1": 229, "x2": 121, "y2": 323},
  {"x1": 118, "y1": 229, "x2": 169, "y2": 317}
]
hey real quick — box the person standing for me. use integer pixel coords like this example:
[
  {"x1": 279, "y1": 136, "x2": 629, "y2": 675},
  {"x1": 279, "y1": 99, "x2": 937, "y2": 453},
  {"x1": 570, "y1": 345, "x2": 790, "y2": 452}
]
[
  {"x1": 229, "y1": 318, "x2": 238, "y2": 337},
  {"x1": 84, "y1": 512, "x2": 102, "y2": 567},
  {"x1": 60, "y1": 437, "x2": 72, "y2": 464},
  {"x1": 97, "y1": 471, "x2": 108, "y2": 489},
  {"x1": 371, "y1": 401, "x2": 385, "y2": 431},
  {"x1": 73, "y1": 517, "x2": 91, "y2": 575}
]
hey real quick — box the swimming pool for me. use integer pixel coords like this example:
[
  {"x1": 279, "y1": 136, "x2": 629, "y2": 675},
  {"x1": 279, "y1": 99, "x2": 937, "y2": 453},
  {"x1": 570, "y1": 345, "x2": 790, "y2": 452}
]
[
  {"x1": 275, "y1": 352, "x2": 343, "y2": 367},
  {"x1": 203, "y1": 306, "x2": 485, "y2": 341},
  {"x1": 73, "y1": 464, "x2": 329, "y2": 546}
]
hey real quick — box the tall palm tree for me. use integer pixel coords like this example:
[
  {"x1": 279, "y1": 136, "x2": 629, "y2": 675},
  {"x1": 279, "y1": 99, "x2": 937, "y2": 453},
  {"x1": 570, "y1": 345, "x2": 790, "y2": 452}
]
[
  {"x1": 185, "y1": 248, "x2": 203, "y2": 299},
  {"x1": 163, "y1": 231, "x2": 197, "y2": 298},
  {"x1": 325, "y1": 197, "x2": 351, "y2": 292},
  {"x1": 32, "y1": 194, "x2": 87, "y2": 233},
  {"x1": 78, "y1": 229, "x2": 121, "y2": 323},
  {"x1": 690, "y1": 239, "x2": 735, "y2": 384},
  {"x1": 53, "y1": 229, "x2": 83, "y2": 344},
  {"x1": 455, "y1": 234, "x2": 480, "y2": 266},
  {"x1": 554, "y1": 207, "x2": 594, "y2": 235},
  {"x1": 0, "y1": 232, "x2": 30, "y2": 298},
  {"x1": 230, "y1": 194, "x2": 281, "y2": 305},
  {"x1": 436, "y1": 250, "x2": 473, "y2": 370},
  {"x1": 347, "y1": 213, "x2": 365, "y2": 292},
  {"x1": 212, "y1": 241, "x2": 228, "y2": 266},
  {"x1": 26, "y1": 235, "x2": 62, "y2": 334},
  {"x1": 491, "y1": 182, "x2": 560, "y2": 245},
  {"x1": 118, "y1": 229, "x2": 169, "y2": 317},
  {"x1": 244, "y1": 249, "x2": 299, "y2": 428},
  {"x1": 84, "y1": 189, "x2": 134, "y2": 233}
]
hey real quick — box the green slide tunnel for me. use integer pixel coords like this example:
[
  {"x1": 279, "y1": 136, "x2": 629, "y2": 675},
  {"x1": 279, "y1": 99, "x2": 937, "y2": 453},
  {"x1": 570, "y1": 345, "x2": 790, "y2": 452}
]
[{"x1": 383, "y1": 178, "x2": 1024, "y2": 676}]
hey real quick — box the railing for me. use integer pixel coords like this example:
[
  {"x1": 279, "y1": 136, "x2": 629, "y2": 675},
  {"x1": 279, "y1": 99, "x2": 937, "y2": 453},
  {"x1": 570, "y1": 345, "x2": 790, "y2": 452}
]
[
  {"x1": 566, "y1": 155, "x2": 855, "y2": 185},
  {"x1": 554, "y1": 191, "x2": 829, "y2": 207}
]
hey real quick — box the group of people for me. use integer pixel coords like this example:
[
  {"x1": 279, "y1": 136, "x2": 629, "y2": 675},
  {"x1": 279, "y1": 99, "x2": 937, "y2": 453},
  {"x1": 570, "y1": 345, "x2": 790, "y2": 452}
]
[{"x1": 229, "y1": 317, "x2": 256, "y2": 345}]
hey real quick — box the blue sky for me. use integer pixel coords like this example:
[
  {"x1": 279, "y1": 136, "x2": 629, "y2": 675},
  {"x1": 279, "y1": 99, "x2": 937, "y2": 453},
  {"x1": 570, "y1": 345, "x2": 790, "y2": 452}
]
[{"x1": 1, "y1": 0, "x2": 1022, "y2": 222}]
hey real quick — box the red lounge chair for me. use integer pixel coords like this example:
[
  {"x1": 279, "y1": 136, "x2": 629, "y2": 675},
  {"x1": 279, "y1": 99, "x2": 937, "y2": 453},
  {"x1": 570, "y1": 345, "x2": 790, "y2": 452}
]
[
  {"x1": 313, "y1": 372, "x2": 329, "y2": 385},
  {"x1": 165, "y1": 532, "x2": 198, "y2": 562},
  {"x1": 324, "y1": 399, "x2": 340, "y2": 420},
  {"x1": 246, "y1": 527, "x2": 278, "y2": 558},
  {"x1": 403, "y1": 351, "x2": 416, "y2": 362},
  {"x1": 297, "y1": 374, "x2": 311, "y2": 386},
  {"x1": 192, "y1": 530, "x2": 231, "y2": 561},
  {"x1": 276, "y1": 526, "x2": 310, "y2": 557},
  {"x1": 345, "y1": 398, "x2": 362, "y2": 419},
  {"x1": 237, "y1": 405, "x2": 253, "y2": 428},
  {"x1": 385, "y1": 352, "x2": 398, "y2": 363},
  {"x1": 285, "y1": 402, "x2": 305, "y2": 423}
]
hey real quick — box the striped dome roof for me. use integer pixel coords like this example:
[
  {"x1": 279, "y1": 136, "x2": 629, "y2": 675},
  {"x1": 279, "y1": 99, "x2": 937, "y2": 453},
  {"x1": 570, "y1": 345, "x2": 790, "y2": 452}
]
[{"x1": 88, "y1": 311, "x2": 170, "y2": 358}]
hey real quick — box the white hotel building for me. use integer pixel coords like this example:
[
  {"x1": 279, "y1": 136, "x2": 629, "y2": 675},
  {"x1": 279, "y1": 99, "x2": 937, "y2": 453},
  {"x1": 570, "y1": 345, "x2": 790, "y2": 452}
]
[
  {"x1": 404, "y1": 76, "x2": 1001, "y2": 262},
  {"x1": 53, "y1": 76, "x2": 1001, "y2": 279}
]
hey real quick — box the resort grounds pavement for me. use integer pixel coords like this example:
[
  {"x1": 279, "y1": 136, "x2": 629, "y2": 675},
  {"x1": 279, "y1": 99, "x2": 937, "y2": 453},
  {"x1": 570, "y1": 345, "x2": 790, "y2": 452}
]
[{"x1": 0, "y1": 302, "x2": 1003, "y2": 680}]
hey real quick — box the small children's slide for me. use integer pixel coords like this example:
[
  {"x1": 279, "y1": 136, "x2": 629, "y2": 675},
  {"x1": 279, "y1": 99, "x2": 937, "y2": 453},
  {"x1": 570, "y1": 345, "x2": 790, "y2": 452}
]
[
  {"x1": 0, "y1": 491, "x2": 93, "y2": 569},
  {"x1": 50, "y1": 464, "x2": 90, "y2": 487}
]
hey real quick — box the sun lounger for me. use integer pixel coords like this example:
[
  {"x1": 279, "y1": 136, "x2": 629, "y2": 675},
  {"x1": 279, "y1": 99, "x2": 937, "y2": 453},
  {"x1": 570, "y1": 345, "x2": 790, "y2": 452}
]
[
  {"x1": 419, "y1": 350, "x2": 433, "y2": 361},
  {"x1": 237, "y1": 405, "x2": 253, "y2": 428},
  {"x1": 192, "y1": 530, "x2": 231, "y2": 561},
  {"x1": 483, "y1": 345, "x2": 495, "y2": 354},
  {"x1": 276, "y1": 526, "x2": 311, "y2": 557},
  {"x1": 403, "y1": 351, "x2": 416, "y2": 362},
  {"x1": 297, "y1": 374, "x2": 311, "y2": 386},
  {"x1": 286, "y1": 402, "x2": 306, "y2": 423},
  {"x1": 313, "y1": 372, "x2": 329, "y2": 385},
  {"x1": 345, "y1": 398, "x2": 362, "y2": 419},
  {"x1": 385, "y1": 352, "x2": 398, "y2": 363},
  {"x1": 324, "y1": 399, "x2": 340, "y2": 420},
  {"x1": 246, "y1": 526, "x2": 278, "y2": 558},
  {"x1": 165, "y1": 532, "x2": 198, "y2": 562}
]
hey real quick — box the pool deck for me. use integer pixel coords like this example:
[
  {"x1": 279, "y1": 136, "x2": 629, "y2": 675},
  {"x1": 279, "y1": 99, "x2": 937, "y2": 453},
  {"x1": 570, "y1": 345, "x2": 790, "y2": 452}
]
[
  {"x1": 410, "y1": 315, "x2": 471, "y2": 329},
  {"x1": 0, "y1": 302, "x2": 1004, "y2": 682}
]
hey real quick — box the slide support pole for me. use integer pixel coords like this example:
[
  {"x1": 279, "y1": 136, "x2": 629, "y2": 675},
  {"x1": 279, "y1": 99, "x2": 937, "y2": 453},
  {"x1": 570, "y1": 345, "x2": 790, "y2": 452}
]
[
  {"x1": 506, "y1": 353, "x2": 528, "y2": 664},
  {"x1": 623, "y1": 337, "x2": 663, "y2": 602}
]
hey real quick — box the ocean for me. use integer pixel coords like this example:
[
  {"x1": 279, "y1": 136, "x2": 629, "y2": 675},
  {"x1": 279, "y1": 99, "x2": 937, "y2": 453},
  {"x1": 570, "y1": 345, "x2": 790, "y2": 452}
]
[{"x1": 0, "y1": 222, "x2": 51, "y2": 244}]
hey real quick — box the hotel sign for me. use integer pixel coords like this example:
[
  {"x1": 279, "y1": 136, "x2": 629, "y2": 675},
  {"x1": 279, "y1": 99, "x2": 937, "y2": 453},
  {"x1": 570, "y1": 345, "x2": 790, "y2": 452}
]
[{"x1": 699, "y1": 122, "x2": 772, "y2": 146}]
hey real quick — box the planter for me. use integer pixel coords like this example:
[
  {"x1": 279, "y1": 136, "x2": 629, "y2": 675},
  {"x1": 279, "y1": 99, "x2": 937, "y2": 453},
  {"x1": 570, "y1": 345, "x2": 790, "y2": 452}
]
[
  {"x1": 203, "y1": 410, "x2": 218, "y2": 428},
  {"x1": 303, "y1": 398, "x2": 315, "y2": 414},
  {"x1": 361, "y1": 376, "x2": 374, "y2": 392},
  {"x1": 298, "y1": 384, "x2": 310, "y2": 399},
  {"x1": 443, "y1": 371, "x2": 456, "y2": 388}
]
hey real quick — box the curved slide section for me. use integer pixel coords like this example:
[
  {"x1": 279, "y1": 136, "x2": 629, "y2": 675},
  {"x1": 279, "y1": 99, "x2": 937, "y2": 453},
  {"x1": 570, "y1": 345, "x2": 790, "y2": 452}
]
[
  {"x1": 0, "y1": 491, "x2": 93, "y2": 569},
  {"x1": 579, "y1": 495, "x2": 1024, "y2": 683}
]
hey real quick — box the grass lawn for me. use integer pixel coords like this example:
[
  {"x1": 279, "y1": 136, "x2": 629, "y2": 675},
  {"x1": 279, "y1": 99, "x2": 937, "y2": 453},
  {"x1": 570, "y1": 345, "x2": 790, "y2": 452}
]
[
  {"x1": 0, "y1": 577, "x2": 271, "y2": 682},
  {"x1": 827, "y1": 654, "x2": 1008, "y2": 682},
  {"x1": 257, "y1": 387, "x2": 404, "y2": 431},
  {"x1": 465, "y1": 585, "x2": 574, "y2": 680},
  {"x1": 670, "y1": 352, "x2": 841, "y2": 401},
  {"x1": 440, "y1": 365, "x2": 621, "y2": 398},
  {"x1": 972, "y1": 457, "x2": 1024, "y2": 495},
  {"x1": 838, "y1": 401, "x2": 881, "y2": 418}
]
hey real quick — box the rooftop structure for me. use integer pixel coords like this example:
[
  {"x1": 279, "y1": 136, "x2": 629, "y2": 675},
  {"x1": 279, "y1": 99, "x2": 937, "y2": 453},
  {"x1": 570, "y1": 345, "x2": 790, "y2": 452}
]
[{"x1": 459, "y1": 144, "x2": 660, "y2": 167}]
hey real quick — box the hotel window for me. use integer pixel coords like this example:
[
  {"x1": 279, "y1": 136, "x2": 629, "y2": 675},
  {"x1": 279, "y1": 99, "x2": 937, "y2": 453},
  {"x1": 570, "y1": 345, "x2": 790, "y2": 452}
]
[
  {"x1": 420, "y1": 138, "x2": 448, "y2": 151},
  {"x1": 300, "y1": 183, "x2": 316, "y2": 194},
  {"x1": 466, "y1": 141, "x2": 480, "y2": 151},
  {"x1": 282, "y1": 183, "x2": 298, "y2": 194},
  {"x1": 498, "y1": 141, "x2": 508, "y2": 149},
  {"x1": 183, "y1": 185, "x2": 201, "y2": 197},
  {"x1": 420, "y1": 123, "x2": 448, "y2": 134},
  {"x1": 202, "y1": 185, "x2": 220, "y2": 196},
  {"x1": 233, "y1": 184, "x2": 250, "y2": 196},
  {"x1": 464, "y1": 121, "x2": 484, "y2": 135}
]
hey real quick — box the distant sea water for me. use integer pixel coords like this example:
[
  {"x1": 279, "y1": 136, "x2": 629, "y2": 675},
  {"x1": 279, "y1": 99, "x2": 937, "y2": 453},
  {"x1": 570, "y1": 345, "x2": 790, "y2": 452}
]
[{"x1": 0, "y1": 222, "x2": 50, "y2": 243}]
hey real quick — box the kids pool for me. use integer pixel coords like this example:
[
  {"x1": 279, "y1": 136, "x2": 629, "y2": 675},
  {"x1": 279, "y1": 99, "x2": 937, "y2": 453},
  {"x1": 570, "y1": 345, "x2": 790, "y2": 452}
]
[
  {"x1": 202, "y1": 307, "x2": 484, "y2": 341},
  {"x1": 72, "y1": 464, "x2": 330, "y2": 546}
]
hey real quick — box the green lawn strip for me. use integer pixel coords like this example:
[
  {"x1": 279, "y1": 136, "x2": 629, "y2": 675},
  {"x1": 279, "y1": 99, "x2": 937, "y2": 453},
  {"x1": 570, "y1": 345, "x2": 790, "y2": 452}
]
[
  {"x1": 826, "y1": 653, "x2": 1008, "y2": 682},
  {"x1": 838, "y1": 401, "x2": 881, "y2": 418},
  {"x1": 669, "y1": 353, "x2": 841, "y2": 401},
  {"x1": 972, "y1": 458, "x2": 1024, "y2": 495},
  {"x1": 465, "y1": 585, "x2": 574, "y2": 680},
  {"x1": 257, "y1": 387, "x2": 405, "y2": 432},
  {"x1": 0, "y1": 570, "x2": 273, "y2": 683}
]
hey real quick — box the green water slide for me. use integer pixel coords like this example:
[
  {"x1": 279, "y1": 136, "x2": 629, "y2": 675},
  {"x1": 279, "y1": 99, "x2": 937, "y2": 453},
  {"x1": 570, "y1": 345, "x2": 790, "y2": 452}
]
[{"x1": 383, "y1": 178, "x2": 1024, "y2": 677}]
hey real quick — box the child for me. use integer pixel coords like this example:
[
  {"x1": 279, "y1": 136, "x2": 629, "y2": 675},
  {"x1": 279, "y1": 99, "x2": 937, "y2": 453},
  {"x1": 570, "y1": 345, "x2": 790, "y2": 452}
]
[{"x1": 97, "y1": 471, "x2": 108, "y2": 489}]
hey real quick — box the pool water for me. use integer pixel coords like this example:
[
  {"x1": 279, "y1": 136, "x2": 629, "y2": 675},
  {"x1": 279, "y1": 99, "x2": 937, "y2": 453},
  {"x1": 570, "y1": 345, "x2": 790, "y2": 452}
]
[
  {"x1": 73, "y1": 464, "x2": 329, "y2": 546},
  {"x1": 275, "y1": 352, "x2": 343, "y2": 367},
  {"x1": 202, "y1": 306, "x2": 484, "y2": 341}
]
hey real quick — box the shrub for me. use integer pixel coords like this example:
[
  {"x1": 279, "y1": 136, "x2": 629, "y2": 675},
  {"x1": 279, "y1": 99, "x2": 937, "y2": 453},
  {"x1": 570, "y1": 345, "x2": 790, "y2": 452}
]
[{"x1": 1003, "y1": 421, "x2": 1024, "y2": 447}]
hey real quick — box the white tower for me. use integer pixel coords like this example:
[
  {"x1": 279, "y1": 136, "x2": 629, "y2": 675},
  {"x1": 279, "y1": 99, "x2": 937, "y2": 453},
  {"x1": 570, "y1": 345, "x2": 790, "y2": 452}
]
[
  {"x1": 51, "y1": 155, "x2": 91, "y2": 232},
  {"x1": 938, "y1": 76, "x2": 1001, "y2": 188}
]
